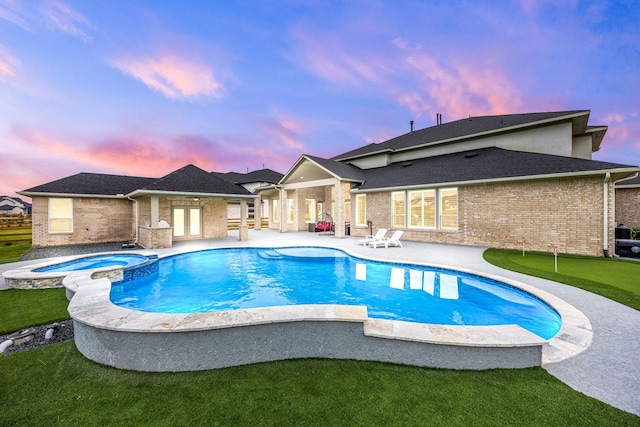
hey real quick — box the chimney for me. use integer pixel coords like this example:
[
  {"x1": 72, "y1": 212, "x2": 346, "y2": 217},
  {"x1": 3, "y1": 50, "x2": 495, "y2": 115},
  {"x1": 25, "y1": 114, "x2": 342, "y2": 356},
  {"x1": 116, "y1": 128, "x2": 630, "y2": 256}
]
[{"x1": 410, "y1": 120, "x2": 414, "y2": 132}]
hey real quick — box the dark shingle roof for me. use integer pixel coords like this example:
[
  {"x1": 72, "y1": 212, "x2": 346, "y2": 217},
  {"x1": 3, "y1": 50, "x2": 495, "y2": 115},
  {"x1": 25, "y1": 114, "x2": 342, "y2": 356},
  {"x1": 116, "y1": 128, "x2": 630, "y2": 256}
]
[
  {"x1": 356, "y1": 147, "x2": 637, "y2": 191},
  {"x1": 212, "y1": 168, "x2": 283, "y2": 184},
  {"x1": 616, "y1": 174, "x2": 640, "y2": 187},
  {"x1": 303, "y1": 155, "x2": 366, "y2": 182},
  {"x1": 142, "y1": 164, "x2": 251, "y2": 195},
  {"x1": 334, "y1": 111, "x2": 590, "y2": 161},
  {"x1": 21, "y1": 173, "x2": 156, "y2": 196},
  {"x1": 20, "y1": 165, "x2": 252, "y2": 197}
]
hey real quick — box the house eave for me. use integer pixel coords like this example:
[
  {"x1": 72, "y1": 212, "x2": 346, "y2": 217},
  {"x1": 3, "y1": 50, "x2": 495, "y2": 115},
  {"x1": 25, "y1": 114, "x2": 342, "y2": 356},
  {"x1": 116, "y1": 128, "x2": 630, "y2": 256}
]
[
  {"x1": 17, "y1": 191, "x2": 127, "y2": 199},
  {"x1": 127, "y1": 189, "x2": 255, "y2": 199},
  {"x1": 351, "y1": 167, "x2": 640, "y2": 193}
]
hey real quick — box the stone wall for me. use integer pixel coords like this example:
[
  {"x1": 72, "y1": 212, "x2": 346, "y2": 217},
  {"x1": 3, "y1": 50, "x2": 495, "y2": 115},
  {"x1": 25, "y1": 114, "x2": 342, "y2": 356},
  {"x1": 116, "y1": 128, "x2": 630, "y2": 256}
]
[
  {"x1": 31, "y1": 197, "x2": 134, "y2": 247},
  {"x1": 351, "y1": 176, "x2": 612, "y2": 257},
  {"x1": 615, "y1": 188, "x2": 640, "y2": 228}
]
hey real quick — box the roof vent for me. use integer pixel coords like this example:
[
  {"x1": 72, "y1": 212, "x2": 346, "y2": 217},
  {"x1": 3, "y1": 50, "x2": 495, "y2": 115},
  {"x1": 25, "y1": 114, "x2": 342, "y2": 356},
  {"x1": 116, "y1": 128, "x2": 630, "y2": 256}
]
[
  {"x1": 465, "y1": 152, "x2": 479, "y2": 158},
  {"x1": 402, "y1": 161, "x2": 413, "y2": 167}
]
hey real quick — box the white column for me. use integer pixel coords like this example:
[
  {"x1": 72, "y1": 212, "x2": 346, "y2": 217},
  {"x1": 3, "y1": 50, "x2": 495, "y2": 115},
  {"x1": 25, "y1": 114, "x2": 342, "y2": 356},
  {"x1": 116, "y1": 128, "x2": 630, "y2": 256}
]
[
  {"x1": 150, "y1": 196, "x2": 159, "y2": 227},
  {"x1": 239, "y1": 199, "x2": 248, "y2": 241},
  {"x1": 253, "y1": 197, "x2": 262, "y2": 230},
  {"x1": 279, "y1": 188, "x2": 287, "y2": 233},
  {"x1": 334, "y1": 179, "x2": 345, "y2": 238}
]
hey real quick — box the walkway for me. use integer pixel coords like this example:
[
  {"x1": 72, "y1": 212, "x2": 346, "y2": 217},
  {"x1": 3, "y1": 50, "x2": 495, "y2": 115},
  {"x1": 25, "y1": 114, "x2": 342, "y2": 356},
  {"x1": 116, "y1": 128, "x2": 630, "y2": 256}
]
[{"x1": 1, "y1": 230, "x2": 638, "y2": 415}]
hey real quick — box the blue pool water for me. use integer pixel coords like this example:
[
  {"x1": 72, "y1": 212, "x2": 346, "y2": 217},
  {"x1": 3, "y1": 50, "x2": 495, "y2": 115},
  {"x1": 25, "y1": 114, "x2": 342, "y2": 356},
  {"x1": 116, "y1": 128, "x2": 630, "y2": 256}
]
[
  {"x1": 35, "y1": 254, "x2": 149, "y2": 272},
  {"x1": 110, "y1": 247, "x2": 562, "y2": 339}
]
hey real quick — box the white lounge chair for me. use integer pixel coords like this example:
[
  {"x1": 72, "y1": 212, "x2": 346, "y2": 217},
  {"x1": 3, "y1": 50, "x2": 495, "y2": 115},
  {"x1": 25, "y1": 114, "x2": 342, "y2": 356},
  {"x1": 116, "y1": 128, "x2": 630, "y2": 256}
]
[
  {"x1": 369, "y1": 230, "x2": 404, "y2": 248},
  {"x1": 357, "y1": 228, "x2": 387, "y2": 246}
]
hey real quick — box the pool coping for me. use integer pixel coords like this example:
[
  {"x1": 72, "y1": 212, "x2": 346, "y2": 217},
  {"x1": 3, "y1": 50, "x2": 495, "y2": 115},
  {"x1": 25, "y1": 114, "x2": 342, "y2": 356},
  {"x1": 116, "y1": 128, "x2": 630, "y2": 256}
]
[
  {"x1": 1, "y1": 250, "x2": 159, "y2": 289},
  {"x1": 65, "y1": 245, "x2": 593, "y2": 368}
]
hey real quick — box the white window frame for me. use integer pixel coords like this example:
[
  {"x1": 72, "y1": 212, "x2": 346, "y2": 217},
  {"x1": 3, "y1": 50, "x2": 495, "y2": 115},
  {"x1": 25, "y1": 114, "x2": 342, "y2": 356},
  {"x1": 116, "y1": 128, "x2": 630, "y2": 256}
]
[
  {"x1": 391, "y1": 191, "x2": 405, "y2": 228},
  {"x1": 408, "y1": 189, "x2": 436, "y2": 229},
  {"x1": 48, "y1": 198, "x2": 73, "y2": 233},
  {"x1": 355, "y1": 194, "x2": 367, "y2": 227},
  {"x1": 304, "y1": 199, "x2": 316, "y2": 223},
  {"x1": 287, "y1": 199, "x2": 295, "y2": 224},
  {"x1": 397, "y1": 188, "x2": 458, "y2": 231},
  {"x1": 439, "y1": 188, "x2": 458, "y2": 230},
  {"x1": 272, "y1": 199, "x2": 280, "y2": 223}
]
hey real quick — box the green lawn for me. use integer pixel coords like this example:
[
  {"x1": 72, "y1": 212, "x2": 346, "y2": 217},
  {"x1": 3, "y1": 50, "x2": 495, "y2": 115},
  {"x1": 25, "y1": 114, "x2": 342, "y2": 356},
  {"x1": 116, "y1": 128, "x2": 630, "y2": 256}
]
[
  {"x1": 1, "y1": 247, "x2": 639, "y2": 424},
  {"x1": 0, "y1": 288, "x2": 70, "y2": 334},
  {"x1": 483, "y1": 249, "x2": 640, "y2": 311},
  {"x1": 1, "y1": 342, "x2": 638, "y2": 426},
  {"x1": 0, "y1": 228, "x2": 32, "y2": 264}
]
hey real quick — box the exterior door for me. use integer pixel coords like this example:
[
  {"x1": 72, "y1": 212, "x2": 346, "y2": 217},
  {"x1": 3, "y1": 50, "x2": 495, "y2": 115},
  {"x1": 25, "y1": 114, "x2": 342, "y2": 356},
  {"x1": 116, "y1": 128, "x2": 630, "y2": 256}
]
[{"x1": 172, "y1": 207, "x2": 202, "y2": 239}]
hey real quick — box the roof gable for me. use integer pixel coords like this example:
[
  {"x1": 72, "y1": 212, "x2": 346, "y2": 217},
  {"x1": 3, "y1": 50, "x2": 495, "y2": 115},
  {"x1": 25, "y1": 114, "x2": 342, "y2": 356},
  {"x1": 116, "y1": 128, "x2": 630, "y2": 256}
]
[
  {"x1": 141, "y1": 164, "x2": 252, "y2": 196},
  {"x1": 280, "y1": 155, "x2": 365, "y2": 185}
]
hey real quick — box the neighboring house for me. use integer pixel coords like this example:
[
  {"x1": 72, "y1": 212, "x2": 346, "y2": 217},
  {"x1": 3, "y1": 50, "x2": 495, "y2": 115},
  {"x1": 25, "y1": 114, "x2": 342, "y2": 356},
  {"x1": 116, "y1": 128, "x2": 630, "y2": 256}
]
[
  {"x1": 615, "y1": 174, "x2": 640, "y2": 229},
  {"x1": 0, "y1": 196, "x2": 32, "y2": 215},
  {"x1": 18, "y1": 165, "x2": 255, "y2": 249},
  {"x1": 256, "y1": 110, "x2": 640, "y2": 257},
  {"x1": 212, "y1": 168, "x2": 283, "y2": 219}
]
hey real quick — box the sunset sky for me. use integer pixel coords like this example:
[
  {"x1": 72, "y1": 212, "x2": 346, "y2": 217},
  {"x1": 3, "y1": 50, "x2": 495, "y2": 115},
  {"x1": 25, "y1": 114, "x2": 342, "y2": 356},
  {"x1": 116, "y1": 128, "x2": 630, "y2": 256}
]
[{"x1": 1, "y1": 0, "x2": 639, "y2": 199}]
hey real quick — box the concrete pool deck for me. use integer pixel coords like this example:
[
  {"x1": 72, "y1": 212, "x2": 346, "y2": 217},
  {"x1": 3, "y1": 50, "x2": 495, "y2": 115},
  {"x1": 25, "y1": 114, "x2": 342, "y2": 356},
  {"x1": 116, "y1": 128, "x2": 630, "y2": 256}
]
[{"x1": 1, "y1": 230, "x2": 638, "y2": 416}]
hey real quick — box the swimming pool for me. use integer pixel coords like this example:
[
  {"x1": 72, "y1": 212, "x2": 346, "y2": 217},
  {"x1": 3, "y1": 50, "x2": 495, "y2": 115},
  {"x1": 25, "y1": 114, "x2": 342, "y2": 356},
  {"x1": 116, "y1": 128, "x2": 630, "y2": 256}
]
[
  {"x1": 35, "y1": 254, "x2": 149, "y2": 272},
  {"x1": 66, "y1": 243, "x2": 592, "y2": 372},
  {"x1": 110, "y1": 247, "x2": 561, "y2": 339},
  {"x1": 2, "y1": 251, "x2": 158, "y2": 290}
]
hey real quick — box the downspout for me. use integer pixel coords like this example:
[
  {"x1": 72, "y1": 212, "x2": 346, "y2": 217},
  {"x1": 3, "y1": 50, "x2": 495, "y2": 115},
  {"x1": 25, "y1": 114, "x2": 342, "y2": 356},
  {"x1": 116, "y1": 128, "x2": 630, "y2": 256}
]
[
  {"x1": 128, "y1": 196, "x2": 139, "y2": 245},
  {"x1": 603, "y1": 173, "x2": 610, "y2": 257}
]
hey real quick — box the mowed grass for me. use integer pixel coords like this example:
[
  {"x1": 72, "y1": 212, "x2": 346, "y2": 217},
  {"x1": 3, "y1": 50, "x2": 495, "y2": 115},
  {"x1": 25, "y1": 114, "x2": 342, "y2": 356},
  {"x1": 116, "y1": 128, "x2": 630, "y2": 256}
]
[
  {"x1": 2, "y1": 342, "x2": 638, "y2": 426},
  {"x1": 483, "y1": 249, "x2": 640, "y2": 311},
  {"x1": 0, "y1": 288, "x2": 70, "y2": 334},
  {"x1": 0, "y1": 227, "x2": 32, "y2": 263},
  {"x1": 1, "y1": 246, "x2": 639, "y2": 424}
]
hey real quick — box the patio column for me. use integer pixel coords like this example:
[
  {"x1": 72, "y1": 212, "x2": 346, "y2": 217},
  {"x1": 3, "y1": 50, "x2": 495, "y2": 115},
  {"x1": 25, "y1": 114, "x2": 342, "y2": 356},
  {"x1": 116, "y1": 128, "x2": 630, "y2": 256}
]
[
  {"x1": 334, "y1": 179, "x2": 345, "y2": 238},
  {"x1": 279, "y1": 188, "x2": 287, "y2": 233},
  {"x1": 150, "y1": 196, "x2": 159, "y2": 227},
  {"x1": 239, "y1": 199, "x2": 249, "y2": 241},
  {"x1": 254, "y1": 196, "x2": 262, "y2": 230}
]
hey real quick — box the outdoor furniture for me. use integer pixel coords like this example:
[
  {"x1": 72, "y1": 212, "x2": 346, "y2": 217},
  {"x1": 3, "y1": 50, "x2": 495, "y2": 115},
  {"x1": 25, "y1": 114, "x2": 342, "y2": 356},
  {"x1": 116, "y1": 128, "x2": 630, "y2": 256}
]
[
  {"x1": 369, "y1": 230, "x2": 403, "y2": 248},
  {"x1": 358, "y1": 228, "x2": 387, "y2": 246}
]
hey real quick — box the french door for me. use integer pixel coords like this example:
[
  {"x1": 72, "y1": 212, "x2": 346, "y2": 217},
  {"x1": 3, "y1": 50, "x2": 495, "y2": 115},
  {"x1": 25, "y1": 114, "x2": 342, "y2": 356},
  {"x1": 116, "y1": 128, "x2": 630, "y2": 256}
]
[{"x1": 172, "y1": 207, "x2": 202, "y2": 238}]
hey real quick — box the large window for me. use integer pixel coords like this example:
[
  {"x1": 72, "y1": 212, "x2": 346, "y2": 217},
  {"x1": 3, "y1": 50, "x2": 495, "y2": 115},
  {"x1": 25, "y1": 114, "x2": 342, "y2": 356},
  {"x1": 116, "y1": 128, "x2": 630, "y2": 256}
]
[
  {"x1": 409, "y1": 190, "x2": 435, "y2": 228},
  {"x1": 272, "y1": 199, "x2": 280, "y2": 223},
  {"x1": 439, "y1": 188, "x2": 458, "y2": 229},
  {"x1": 287, "y1": 199, "x2": 294, "y2": 223},
  {"x1": 305, "y1": 199, "x2": 316, "y2": 223},
  {"x1": 49, "y1": 198, "x2": 73, "y2": 233},
  {"x1": 395, "y1": 188, "x2": 457, "y2": 230},
  {"x1": 355, "y1": 194, "x2": 366, "y2": 226},
  {"x1": 391, "y1": 192, "x2": 405, "y2": 227}
]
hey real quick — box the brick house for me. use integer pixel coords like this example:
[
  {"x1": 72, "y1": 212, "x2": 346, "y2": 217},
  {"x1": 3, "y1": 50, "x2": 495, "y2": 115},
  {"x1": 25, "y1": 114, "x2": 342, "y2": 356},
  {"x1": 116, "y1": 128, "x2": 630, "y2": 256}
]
[
  {"x1": 212, "y1": 168, "x2": 283, "y2": 220},
  {"x1": 615, "y1": 174, "x2": 640, "y2": 229},
  {"x1": 19, "y1": 164, "x2": 255, "y2": 249},
  {"x1": 256, "y1": 110, "x2": 639, "y2": 256}
]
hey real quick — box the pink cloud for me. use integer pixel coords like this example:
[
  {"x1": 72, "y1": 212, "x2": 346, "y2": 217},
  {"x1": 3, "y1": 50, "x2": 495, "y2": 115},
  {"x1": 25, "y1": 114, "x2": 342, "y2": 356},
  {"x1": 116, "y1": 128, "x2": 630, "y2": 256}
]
[
  {"x1": 37, "y1": 0, "x2": 94, "y2": 42},
  {"x1": 399, "y1": 53, "x2": 522, "y2": 120},
  {"x1": 111, "y1": 52, "x2": 224, "y2": 100},
  {"x1": 0, "y1": 43, "x2": 19, "y2": 79},
  {"x1": 261, "y1": 112, "x2": 305, "y2": 149},
  {"x1": 290, "y1": 27, "x2": 390, "y2": 86},
  {"x1": 8, "y1": 122, "x2": 300, "y2": 194}
]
